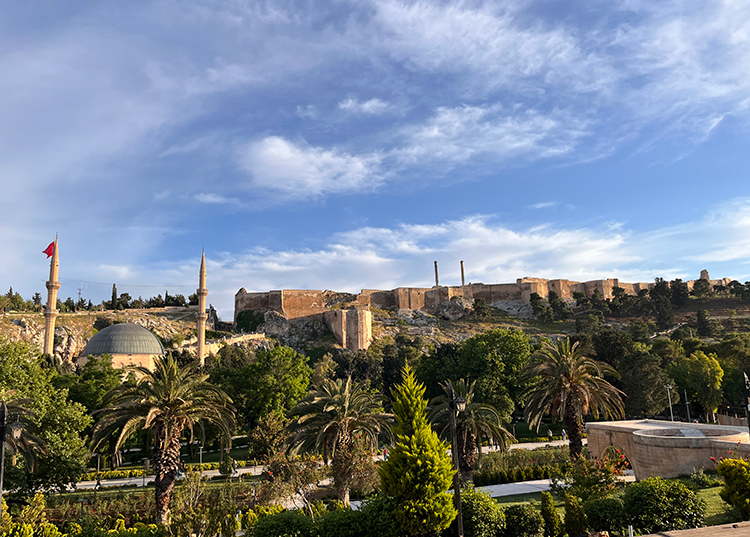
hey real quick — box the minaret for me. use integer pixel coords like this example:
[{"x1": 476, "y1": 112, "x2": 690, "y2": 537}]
[
  {"x1": 196, "y1": 250, "x2": 208, "y2": 366},
  {"x1": 43, "y1": 238, "x2": 60, "y2": 356}
]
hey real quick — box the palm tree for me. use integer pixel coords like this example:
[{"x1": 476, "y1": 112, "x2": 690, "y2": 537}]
[
  {"x1": 287, "y1": 376, "x2": 393, "y2": 504},
  {"x1": 524, "y1": 338, "x2": 624, "y2": 459},
  {"x1": 0, "y1": 394, "x2": 45, "y2": 470},
  {"x1": 91, "y1": 356, "x2": 235, "y2": 525},
  {"x1": 429, "y1": 378, "x2": 512, "y2": 479}
]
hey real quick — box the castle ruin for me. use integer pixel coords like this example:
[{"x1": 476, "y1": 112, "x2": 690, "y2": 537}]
[{"x1": 235, "y1": 272, "x2": 732, "y2": 351}]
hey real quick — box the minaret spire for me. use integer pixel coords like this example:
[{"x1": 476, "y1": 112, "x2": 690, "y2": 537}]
[
  {"x1": 196, "y1": 250, "x2": 208, "y2": 366},
  {"x1": 43, "y1": 237, "x2": 61, "y2": 356}
]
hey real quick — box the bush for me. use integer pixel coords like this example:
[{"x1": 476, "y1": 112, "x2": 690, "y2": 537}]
[
  {"x1": 717, "y1": 458, "x2": 750, "y2": 519},
  {"x1": 563, "y1": 494, "x2": 588, "y2": 537},
  {"x1": 550, "y1": 457, "x2": 620, "y2": 503},
  {"x1": 540, "y1": 491, "x2": 561, "y2": 537},
  {"x1": 358, "y1": 494, "x2": 398, "y2": 537},
  {"x1": 444, "y1": 486, "x2": 505, "y2": 537},
  {"x1": 252, "y1": 509, "x2": 315, "y2": 537},
  {"x1": 623, "y1": 477, "x2": 706, "y2": 534},
  {"x1": 315, "y1": 508, "x2": 367, "y2": 537},
  {"x1": 503, "y1": 503, "x2": 543, "y2": 537},
  {"x1": 584, "y1": 496, "x2": 624, "y2": 535}
]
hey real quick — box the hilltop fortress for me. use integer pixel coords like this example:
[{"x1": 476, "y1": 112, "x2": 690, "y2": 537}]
[{"x1": 235, "y1": 270, "x2": 731, "y2": 352}]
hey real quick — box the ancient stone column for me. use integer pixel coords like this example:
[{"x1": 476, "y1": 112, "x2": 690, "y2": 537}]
[
  {"x1": 460, "y1": 260, "x2": 465, "y2": 287},
  {"x1": 434, "y1": 260, "x2": 439, "y2": 287},
  {"x1": 196, "y1": 251, "x2": 208, "y2": 366},
  {"x1": 43, "y1": 239, "x2": 60, "y2": 356}
]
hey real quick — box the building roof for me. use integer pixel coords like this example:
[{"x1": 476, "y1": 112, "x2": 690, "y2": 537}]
[{"x1": 80, "y1": 323, "x2": 165, "y2": 357}]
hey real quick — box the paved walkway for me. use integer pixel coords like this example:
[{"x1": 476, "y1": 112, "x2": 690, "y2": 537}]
[{"x1": 642, "y1": 522, "x2": 750, "y2": 536}]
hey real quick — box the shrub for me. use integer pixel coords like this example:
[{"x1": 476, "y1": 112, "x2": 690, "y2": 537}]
[
  {"x1": 623, "y1": 477, "x2": 706, "y2": 534},
  {"x1": 690, "y1": 467, "x2": 722, "y2": 489},
  {"x1": 584, "y1": 496, "x2": 624, "y2": 535},
  {"x1": 563, "y1": 494, "x2": 588, "y2": 537},
  {"x1": 252, "y1": 509, "x2": 315, "y2": 537},
  {"x1": 717, "y1": 458, "x2": 750, "y2": 519},
  {"x1": 540, "y1": 492, "x2": 562, "y2": 537},
  {"x1": 444, "y1": 486, "x2": 505, "y2": 537},
  {"x1": 503, "y1": 503, "x2": 544, "y2": 537},
  {"x1": 358, "y1": 494, "x2": 398, "y2": 537},
  {"x1": 550, "y1": 457, "x2": 620, "y2": 502},
  {"x1": 315, "y1": 508, "x2": 367, "y2": 537}
]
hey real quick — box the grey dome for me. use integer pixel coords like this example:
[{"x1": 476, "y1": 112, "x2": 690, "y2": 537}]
[{"x1": 81, "y1": 323, "x2": 165, "y2": 356}]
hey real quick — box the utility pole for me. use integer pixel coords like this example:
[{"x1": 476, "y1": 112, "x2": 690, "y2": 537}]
[
  {"x1": 665, "y1": 384, "x2": 674, "y2": 421},
  {"x1": 684, "y1": 389, "x2": 691, "y2": 422}
]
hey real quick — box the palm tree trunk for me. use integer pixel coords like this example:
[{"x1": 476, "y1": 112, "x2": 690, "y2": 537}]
[
  {"x1": 153, "y1": 424, "x2": 183, "y2": 525},
  {"x1": 564, "y1": 401, "x2": 584, "y2": 460}
]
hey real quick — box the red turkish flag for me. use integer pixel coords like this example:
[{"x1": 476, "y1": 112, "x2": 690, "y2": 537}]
[{"x1": 43, "y1": 241, "x2": 55, "y2": 258}]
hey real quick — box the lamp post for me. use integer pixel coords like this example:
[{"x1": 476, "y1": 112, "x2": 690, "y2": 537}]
[
  {"x1": 0, "y1": 402, "x2": 24, "y2": 520},
  {"x1": 664, "y1": 384, "x2": 674, "y2": 421},
  {"x1": 449, "y1": 394, "x2": 467, "y2": 537}
]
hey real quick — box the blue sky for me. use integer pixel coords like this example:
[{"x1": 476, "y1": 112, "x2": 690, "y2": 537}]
[{"x1": 3, "y1": 0, "x2": 750, "y2": 319}]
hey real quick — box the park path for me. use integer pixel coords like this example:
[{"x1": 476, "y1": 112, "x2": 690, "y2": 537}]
[{"x1": 76, "y1": 439, "x2": 578, "y2": 493}]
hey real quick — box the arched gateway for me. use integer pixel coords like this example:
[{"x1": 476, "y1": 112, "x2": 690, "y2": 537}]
[{"x1": 587, "y1": 420, "x2": 749, "y2": 480}]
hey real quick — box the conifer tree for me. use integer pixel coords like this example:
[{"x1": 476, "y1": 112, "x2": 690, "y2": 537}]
[
  {"x1": 111, "y1": 284, "x2": 117, "y2": 310},
  {"x1": 378, "y1": 366, "x2": 456, "y2": 536},
  {"x1": 541, "y1": 491, "x2": 562, "y2": 537}
]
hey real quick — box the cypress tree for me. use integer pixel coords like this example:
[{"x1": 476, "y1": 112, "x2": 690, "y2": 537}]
[
  {"x1": 111, "y1": 284, "x2": 117, "y2": 310},
  {"x1": 378, "y1": 366, "x2": 456, "y2": 536},
  {"x1": 541, "y1": 491, "x2": 562, "y2": 537},
  {"x1": 564, "y1": 494, "x2": 588, "y2": 537}
]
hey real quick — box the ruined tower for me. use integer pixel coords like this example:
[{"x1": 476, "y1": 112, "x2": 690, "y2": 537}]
[
  {"x1": 43, "y1": 238, "x2": 60, "y2": 356},
  {"x1": 196, "y1": 250, "x2": 208, "y2": 366}
]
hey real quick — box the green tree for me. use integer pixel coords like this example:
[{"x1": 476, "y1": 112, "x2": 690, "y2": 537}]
[
  {"x1": 620, "y1": 351, "x2": 675, "y2": 417},
  {"x1": 540, "y1": 491, "x2": 562, "y2": 537},
  {"x1": 379, "y1": 366, "x2": 456, "y2": 536},
  {"x1": 548, "y1": 291, "x2": 572, "y2": 321},
  {"x1": 55, "y1": 355, "x2": 122, "y2": 413},
  {"x1": 564, "y1": 494, "x2": 588, "y2": 537},
  {"x1": 429, "y1": 378, "x2": 511, "y2": 479},
  {"x1": 287, "y1": 376, "x2": 392, "y2": 504},
  {"x1": 453, "y1": 329, "x2": 532, "y2": 421},
  {"x1": 591, "y1": 326, "x2": 634, "y2": 369},
  {"x1": 209, "y1": 345, "x2": 310, "y2": 429},
  {"x1": 524, "y1": 339, "x2": 624, "y2": 459},
  {"x1": 91, "y1": 355, "x2": 236, "y2": 525},
  {"x1": 670, "y1": 279, "x2": 690, "y2": 308},
  {"x1": 670, "y1": 351, "x2": 724, "y2": 421},
  {"x1": 692, "y1": 278, "x2": 712, "y2": 298},
  {"x1": 529, "y1": 293, "x2": 553, "y2": 322},
  {"x1": 697, "y1": 309, "x2": 719, "y2": 338},
  {"x1": 110, "y1": 284, "x2": 118, "y2": 310},
  {"x1": 0, "y1": 339, "x2": 91, "y2": 493}
]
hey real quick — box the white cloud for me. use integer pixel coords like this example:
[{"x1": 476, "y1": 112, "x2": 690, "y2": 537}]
[
  {"x1": 530, "y1": 202, "x2": 557, "y2": 210},
  {"x1": 296, "y1": 105, "x2": 318, "y2": 119},
  {"x1": 195, "y1": 193, "x2": 240, "y2": 205},
  {"x1": 397, "y1": 104, "x2": 589, "y2": 165},
  {"x1": 237, "y1": 136, "x2": 383, "y2": 197},
  {"x1": 338, "y1": 97, "x2": 393, "y2": 115}
]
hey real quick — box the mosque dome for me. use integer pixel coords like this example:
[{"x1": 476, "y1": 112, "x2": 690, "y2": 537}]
[{"x1": 81, "y1": 323, "x2": 165, "y2": 357}]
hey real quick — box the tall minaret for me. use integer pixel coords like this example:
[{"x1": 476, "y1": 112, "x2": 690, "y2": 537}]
[
  {"x1": 196, "y1": 250, "x2": 208, "y2": 366},
  {"x1": 43, "y1": 238, "x2": 60, "y2": 356}
]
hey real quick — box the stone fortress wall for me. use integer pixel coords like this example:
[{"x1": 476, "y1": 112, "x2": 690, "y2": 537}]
[{"x1": 235, "y1": 273, "x2": 731, "y2": 352}]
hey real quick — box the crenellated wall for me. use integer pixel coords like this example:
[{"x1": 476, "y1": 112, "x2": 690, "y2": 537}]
[{"x1": 234, "y1": 273, "x2": 731, "y2": 351}]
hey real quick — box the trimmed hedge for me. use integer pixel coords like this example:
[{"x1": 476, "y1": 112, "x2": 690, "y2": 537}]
[{"x1": 473, "y1": 464, "x2": 562, "y2": 486}]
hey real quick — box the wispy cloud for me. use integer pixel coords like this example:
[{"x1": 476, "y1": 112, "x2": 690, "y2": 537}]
[
  {"x1": 530, "y1": 202, "x2": 557, "y2": 210},
  {"x1": 195, "y1": 193, "x2": 240, "y2": 205},
  {"x1": 339, "y1": 97, "x2": 393, "y2": 115},
  {"x1": 236, "y1": 136, "x2": 383, "y2": 197}
]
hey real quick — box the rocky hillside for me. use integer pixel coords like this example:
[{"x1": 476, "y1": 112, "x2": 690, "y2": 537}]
[{"x1": 0, "y1": 308, "x2": 201, "y2": 362}]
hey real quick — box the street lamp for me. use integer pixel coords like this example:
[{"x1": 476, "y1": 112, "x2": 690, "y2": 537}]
[
  {"x1": 664, "y1": 384, "x2": 674, "y2": 421},
  {"x1": 0, "y1": 402, "x2": 24, "y2": 520},
  {"x1": 449, "y1": 394, "x2": 467, "y2": 537}
]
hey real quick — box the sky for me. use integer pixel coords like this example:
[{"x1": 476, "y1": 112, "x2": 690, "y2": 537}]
[{"x1": 3, "y1": 0, "x2": 750, "y2": 320}]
